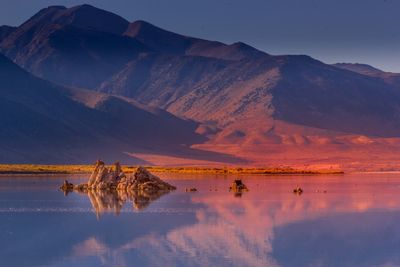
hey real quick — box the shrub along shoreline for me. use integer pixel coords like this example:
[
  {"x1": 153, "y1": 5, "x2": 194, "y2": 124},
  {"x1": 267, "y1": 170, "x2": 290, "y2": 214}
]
[{"x1": 0, "y1": 164, "x2": 344, "y2": 176}]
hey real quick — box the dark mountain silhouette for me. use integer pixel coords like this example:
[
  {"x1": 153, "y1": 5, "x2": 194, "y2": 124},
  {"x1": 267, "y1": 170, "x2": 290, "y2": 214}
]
[
  {"x1": 2, "y1": 4, "x2": 400, "y2": 167},
  {"x1": 124, "y1": 20, "x2": 266, "y2": 60},
  {"x1": 0, "y1": 5, "x2": 265, "y2": 90},
  {"x1": 0, "y1": 25, "x2": 16, "y2": 40},
  {"x1": 0, "y1": 5, "x2": 150, "y2": 88},
  {"x1": 0, "y1": 52, "x2": 244, "y2": 164}
]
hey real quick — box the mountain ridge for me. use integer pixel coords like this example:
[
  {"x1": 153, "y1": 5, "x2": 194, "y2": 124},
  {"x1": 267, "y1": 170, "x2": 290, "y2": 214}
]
[
  {"x1": 0, "y1": 52, "x2": 244, "y2": 164},
  {"x1": 333, "y1": 63, "x2": 400, "y2": 90},
  {"x1": 1, "y1": 4, "x2": 400, "y2": 168}
]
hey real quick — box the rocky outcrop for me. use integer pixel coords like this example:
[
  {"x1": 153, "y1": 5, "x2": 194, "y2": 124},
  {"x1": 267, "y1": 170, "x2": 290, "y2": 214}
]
[
  {"x1": 116, "y1": 166, "x2": 176, "y2": 193},
  {"x1": 87, "y1": 160, "x2": 126, "y2": 189},
  {"x1": 60, "y1": 162, "x2": 176, "y2": 214},
  {"x1": 61, "y1": 161, "x2": 176, "y2": 194},
  {"x1": 185, "y1": 188, "x2": 197, "y2": 192}
]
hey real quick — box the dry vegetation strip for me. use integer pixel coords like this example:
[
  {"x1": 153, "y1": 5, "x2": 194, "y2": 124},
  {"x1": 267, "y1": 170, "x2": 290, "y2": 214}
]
[{"x1": 0, "y1": 165, "x2": 344, "y2": 175}]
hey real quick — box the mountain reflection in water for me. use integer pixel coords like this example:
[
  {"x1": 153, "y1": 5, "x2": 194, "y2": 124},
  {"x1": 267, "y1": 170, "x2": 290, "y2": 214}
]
[{"x1": 1, "y1": 174, "x2": 400, "y2": 267}]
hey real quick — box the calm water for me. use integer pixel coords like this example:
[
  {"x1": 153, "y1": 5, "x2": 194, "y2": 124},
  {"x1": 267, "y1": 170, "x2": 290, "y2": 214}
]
[{"x1": 1, "y1": 173, "x2": 400, "y2": 267}]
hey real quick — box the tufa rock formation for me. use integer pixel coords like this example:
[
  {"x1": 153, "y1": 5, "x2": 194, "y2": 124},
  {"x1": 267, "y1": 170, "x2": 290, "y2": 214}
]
[
  {"x1": 185, "y1": 188, "x2": 197, "y2": 192},
  {"x1": 60, "y1": 180, "x2": 74, "y2": 195},
  {"x1": 87, "y1": 160, "x2": 126, "y2": 189},
  {"x1": 61, "y1": 161, "x2": 176, "y2": 193},
  {"x1": 60, "y1": 161, "x2": 176, "y2": 215},
  {"x1": 229, "y1": 179, "x2": 249, "y2": 193},
  {"x1": 117, "y1": 166, "x2": 176, "y2": 193},
  {"x1": 293, "y1": 187, "x2": 303, "y2": 195}
]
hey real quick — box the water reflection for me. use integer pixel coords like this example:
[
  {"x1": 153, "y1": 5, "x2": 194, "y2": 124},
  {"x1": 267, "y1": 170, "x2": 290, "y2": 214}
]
[
  {"x1": 60, "y1": 175, "x2": 400, "y2": 266},
  {"x1": 72, "y1": 189, "x2": 172, "y2": 217},
  {"x1": 2, "y1": 174, "x2": 400, "y2": 267}
]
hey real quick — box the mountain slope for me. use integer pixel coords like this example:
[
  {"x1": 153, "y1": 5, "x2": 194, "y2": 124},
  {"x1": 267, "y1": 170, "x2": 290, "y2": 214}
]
[
  {"x1": 2, "y1": 5, "x2": 400, "y2": 168},
  {"x1": 0, "y1": 25, "x2": 16, "y2": 41},
  {"x1": 7, "y1": 5, "x2": 394, "y2": 137},
  {"x1": 99, "y1": 53, "x2": 400, "y2": 137},
  {"x1": 0, "y1": 5, "x2": 150, "y2": 88},
  {"x1": 0, "y1": 5, "x2": 266, "y2": 90},
  {"x1": 124, "y1": 20, "x2": 267, "y2": 60},
  {"x1": 0, "y1": 52, "x2": 220, "y2": 164},
  {"x1": 333, "y1": 63, "x2": 400, "y2": 90}
]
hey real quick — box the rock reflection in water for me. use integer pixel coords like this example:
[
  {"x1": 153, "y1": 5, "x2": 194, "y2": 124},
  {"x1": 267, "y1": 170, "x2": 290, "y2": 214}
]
[
  {"x1": 4, "y1": 174, "x2": 400, "y2": 267},
  {"x1": 74, "y1": 189, "x2": 171, "y2": 218},
  {"x1": 60, "y1": 163, "x2": 176, "y2": 217}
]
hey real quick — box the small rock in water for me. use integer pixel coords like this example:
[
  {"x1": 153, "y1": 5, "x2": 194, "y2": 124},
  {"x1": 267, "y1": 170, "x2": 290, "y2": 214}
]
[
  {"x1": 60, "y1": 180, "x2": 74, "y2": 191},
  {"x1": 293, "y1": 187, "x2": 303, "y2": 195},
  {"x1": 229, "y1": 179, "x2": 249, "y2": 192},
  {"x1": 185, "y1": 188, "x2": 197, "y2": 192}
]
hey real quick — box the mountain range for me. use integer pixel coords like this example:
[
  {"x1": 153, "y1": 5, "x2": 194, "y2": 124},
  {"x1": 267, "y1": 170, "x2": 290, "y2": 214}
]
[
  {"x1": 1, "y1": 4, "x2": 400, "y2": 169},
  {"x1": 0, "y1": 52, "x2": 228, "y2": 164}
]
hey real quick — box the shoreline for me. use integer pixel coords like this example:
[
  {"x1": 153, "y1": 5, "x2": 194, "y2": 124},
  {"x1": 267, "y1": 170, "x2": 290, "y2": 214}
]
[{"x1": 0, "y1": 164, "x2": 344, "y2": 176}]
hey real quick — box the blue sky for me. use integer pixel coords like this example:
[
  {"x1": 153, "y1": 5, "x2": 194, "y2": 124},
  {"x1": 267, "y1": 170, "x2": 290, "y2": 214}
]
[{"x1": 1, "y1": 0, "x2": 399, "y2": 72}]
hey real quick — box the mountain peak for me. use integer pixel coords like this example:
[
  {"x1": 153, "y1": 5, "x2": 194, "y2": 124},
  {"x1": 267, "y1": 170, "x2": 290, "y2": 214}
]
[
  {"x1": 231, "y1": 41, "x2": 251, "y2": 48},
  {"x1": 335, "y1": 62, "x2": 383, "y2": 71},
  {"x1": 45, "y1": 5, "x2": 67, "y2": 10},
  {"x1": 33, "y1": 5, "x2": 66, "y2": 15},
  {"x1": 74, "y1": 3, "x2": 95, "y2": 9},
  {"x1": 125, "y1": 20, "x2": 191, "y2": 54},
  {"x1": 130, "y1": 20, "x2": 156, "y2": 27},
  {"x1": 227, "y1": 41, "x2": 267, "y2": 58},
  {"x1": 125, "y1": 19, "x2": 188, "y2": 40},
  {"x1": 125, "y1": 20, "x2": 267, "y2": 60},
  {"x1": 54, "y1": 4, "x2": 129, "y2": 34},
  {"x1": 333, "y1": 63, "x2": 386, "y2": 76}
]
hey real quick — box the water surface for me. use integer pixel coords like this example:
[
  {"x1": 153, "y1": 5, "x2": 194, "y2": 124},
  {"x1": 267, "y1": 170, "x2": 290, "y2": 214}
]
[{"x1": 1, "y1": 173, "x2": 400, "y2": 267}]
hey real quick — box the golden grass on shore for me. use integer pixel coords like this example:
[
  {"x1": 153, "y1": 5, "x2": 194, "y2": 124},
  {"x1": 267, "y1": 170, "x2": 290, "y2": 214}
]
[{"x1": 0, "y1": 164, "x2": 344, "y2": 175}]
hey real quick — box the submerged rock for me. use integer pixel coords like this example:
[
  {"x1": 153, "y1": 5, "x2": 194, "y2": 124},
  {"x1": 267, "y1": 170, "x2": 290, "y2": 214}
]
[
  {"x1": 293, "y1": 187, "x2": 303, "y2": 195},
  {"x1": 60, "y1": 180, "x2": 74, "y2": 191},
  {"x1": 229, "y1": 179, "x2": 249, "y2": 192},
  {"x1": 60, "y1": 180, "x2": 74, "y2": 196},
  {"x1": 185, "y1": 188, "x2": 197, "y2": 192}
]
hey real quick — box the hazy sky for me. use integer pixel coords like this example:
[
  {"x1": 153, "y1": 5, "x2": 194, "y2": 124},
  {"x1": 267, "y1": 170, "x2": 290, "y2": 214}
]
[{"x1": 1, "y1": 0, "x2": 399, "y2": 72}]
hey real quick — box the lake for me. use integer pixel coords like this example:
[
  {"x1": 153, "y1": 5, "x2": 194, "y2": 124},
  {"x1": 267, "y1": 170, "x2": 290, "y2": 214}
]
[{"x1": 1, "y1": 173, "x2": 400, "y2": 267}]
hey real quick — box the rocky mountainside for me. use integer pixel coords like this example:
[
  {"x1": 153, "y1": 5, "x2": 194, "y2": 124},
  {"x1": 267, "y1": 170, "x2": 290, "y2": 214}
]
[
  {"x1": 100, "y1": 53, "x2": 400, "y2": 137},
  {"x1": 0, "y1": 5, "x2": 150, "y2": 89},
  {"x1": 0, "y1": 5, "x2": 265, "y2": 90},
  {"x1": 124, "y1": 20, "x2": 267, "y2": 60},
  {"x1": 0, "y1": 52, "x2": 221, "y2": 164},
  {"x1": 2, "y1": 4, "x2": 400, "y2": 168},
  {"x1": 3, "y1": 5, "x2": 400, "y2": 136}
]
